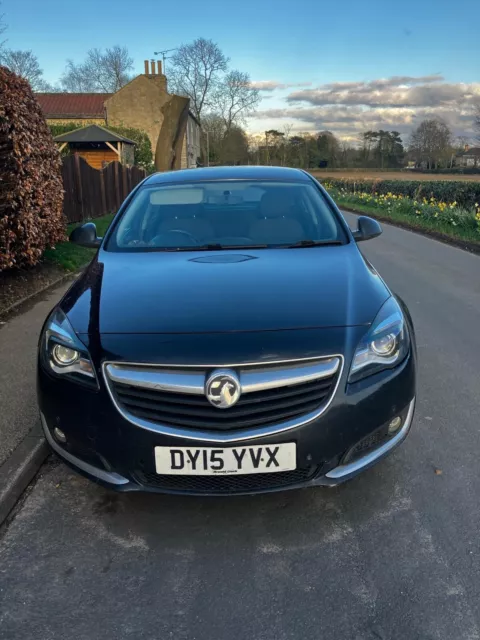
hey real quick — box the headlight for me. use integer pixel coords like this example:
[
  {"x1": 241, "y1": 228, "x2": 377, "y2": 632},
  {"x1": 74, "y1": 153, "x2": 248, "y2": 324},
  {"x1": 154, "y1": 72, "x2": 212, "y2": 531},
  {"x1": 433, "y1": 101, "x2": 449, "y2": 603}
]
[
  {"x1": 52, "y1": 344, "x2": 79, "y2": 366},
  {"x1": 40, "y1": 308, "x2": 98, "y2": 387},
  {"x1": 349, "y1": 297, "x2": 410, "y2": 383}
]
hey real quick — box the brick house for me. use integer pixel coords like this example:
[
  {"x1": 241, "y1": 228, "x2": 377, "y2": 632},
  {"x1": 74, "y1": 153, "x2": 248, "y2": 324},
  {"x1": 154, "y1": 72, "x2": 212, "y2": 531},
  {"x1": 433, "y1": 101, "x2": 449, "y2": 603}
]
[{"x1": 36, "y1": 61, "x2": 201, "y2": 171}]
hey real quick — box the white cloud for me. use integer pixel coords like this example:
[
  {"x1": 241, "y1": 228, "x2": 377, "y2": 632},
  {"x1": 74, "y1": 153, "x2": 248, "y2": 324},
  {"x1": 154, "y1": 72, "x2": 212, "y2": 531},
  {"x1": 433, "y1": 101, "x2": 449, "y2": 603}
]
[
  {"x1": 251, "y1": 75, "x2": 480, "y2": 140},
  {"x1": 319, "y1": 75, "x2": 444, "y2": 92},
  {"x1": 250, "y1": 80, "x2": 312, "y2": 91},
  {"x1": 287, "y1": 77, "x2": 480, "y2": 108}
]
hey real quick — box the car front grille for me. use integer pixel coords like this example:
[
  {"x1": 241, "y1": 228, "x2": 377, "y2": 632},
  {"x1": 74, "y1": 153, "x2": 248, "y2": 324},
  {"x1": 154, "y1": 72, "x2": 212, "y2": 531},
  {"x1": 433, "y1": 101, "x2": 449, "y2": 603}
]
[
  {"x1": 104, "y1": 357, "x2": 341, "y2": 434},
  {"x1": 108, "y1": 369, "x2": 338, "y2": 432},
  {"x1": 134, "y1": 466, "x2": 318, "y2": 494}
]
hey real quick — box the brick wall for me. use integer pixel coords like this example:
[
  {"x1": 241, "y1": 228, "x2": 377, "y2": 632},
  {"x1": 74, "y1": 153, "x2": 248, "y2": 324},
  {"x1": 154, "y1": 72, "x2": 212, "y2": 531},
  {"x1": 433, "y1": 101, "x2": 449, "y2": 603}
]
[{"x1": 105, "y1": 74, "x2": 170, "y2": 162}]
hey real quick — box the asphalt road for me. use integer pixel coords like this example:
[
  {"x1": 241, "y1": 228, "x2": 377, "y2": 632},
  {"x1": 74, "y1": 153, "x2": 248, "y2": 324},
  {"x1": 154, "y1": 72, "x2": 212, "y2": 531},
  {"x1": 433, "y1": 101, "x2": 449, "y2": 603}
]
[
  {"x1": 0, "y1": 282, "x2": 71, "y2": 466},
  {"x1": 1, "y1": 216, "x2": 480, "y2": 640}
]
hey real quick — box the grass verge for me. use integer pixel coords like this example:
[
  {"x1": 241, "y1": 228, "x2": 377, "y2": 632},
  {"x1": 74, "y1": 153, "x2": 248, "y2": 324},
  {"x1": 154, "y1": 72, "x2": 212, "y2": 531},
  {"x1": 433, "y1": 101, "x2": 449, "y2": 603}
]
[
  {"x1": 43, "y1": 214, "x2": 115, "y2": 271},
  {"x1": 332, "y1": 195, "x2": 480, "y2": 252}
]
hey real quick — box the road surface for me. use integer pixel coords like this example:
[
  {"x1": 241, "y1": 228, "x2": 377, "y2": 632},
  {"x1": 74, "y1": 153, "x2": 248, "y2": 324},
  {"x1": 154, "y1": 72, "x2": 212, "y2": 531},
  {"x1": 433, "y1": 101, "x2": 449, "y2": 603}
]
[
  {"x1": 0, "y1": 282, "x2": 71, "y2": 466},
  {"x1": 1, "y1": 215, "x2": 480, "y2": 640}
]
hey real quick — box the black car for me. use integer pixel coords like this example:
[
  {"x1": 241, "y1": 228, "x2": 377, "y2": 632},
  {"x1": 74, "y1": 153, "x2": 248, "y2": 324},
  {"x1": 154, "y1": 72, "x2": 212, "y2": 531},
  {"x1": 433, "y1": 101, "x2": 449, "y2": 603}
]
[{"x1": 37, "y1": 166, "x2": 416, "y2": 495}]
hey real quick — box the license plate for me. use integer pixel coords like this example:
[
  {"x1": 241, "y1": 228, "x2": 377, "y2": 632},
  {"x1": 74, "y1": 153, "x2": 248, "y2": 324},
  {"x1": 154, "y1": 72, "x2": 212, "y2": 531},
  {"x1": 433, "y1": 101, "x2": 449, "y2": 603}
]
[{"x1": 154, "y1": 443, "x2": 296, "y2": 476}]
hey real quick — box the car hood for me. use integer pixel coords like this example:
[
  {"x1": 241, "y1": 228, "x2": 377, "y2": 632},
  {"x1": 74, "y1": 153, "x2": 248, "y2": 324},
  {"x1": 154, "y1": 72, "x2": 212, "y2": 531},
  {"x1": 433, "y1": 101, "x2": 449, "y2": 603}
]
[{"x1": 63, "y1": 245, "x2": 390, "y2": 335}]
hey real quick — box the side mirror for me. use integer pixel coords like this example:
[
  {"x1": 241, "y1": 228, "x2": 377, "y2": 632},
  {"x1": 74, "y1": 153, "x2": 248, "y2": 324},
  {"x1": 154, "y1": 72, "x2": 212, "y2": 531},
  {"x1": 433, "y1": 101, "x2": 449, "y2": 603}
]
[
  {"x1": 352, "y1": 216, "x2": 382, "y2": 242},
  {"x1": 69, "y1": 222, "x2": 102, "y2": 248}
]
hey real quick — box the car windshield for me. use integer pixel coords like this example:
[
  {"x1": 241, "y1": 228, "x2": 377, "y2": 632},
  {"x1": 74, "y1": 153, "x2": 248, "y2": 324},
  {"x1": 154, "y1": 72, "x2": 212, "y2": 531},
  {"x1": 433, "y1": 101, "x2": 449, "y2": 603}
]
[{"x1": 107, "y1": 180, "x2": 347, "y2": 251}]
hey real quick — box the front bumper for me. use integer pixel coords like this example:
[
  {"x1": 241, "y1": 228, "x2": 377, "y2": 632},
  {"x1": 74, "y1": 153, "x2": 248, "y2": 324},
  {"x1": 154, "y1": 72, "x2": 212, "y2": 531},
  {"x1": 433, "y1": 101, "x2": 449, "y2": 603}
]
[
  {"x1": 38, "y1": 349, "x2": 416, "y2": 495},
  {"x1": 320, "y1": 396, "x2": 415, "y2": 485},
  {"x1": 41, "y1": 397, "x2": 415, "y2": 491}
]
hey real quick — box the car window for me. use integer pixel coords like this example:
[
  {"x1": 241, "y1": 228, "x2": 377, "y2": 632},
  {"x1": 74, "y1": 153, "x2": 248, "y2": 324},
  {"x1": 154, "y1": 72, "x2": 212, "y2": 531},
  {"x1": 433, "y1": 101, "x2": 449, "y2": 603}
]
[{"x1": 107, "y1": 180, "x2": 347, "y2": 251}]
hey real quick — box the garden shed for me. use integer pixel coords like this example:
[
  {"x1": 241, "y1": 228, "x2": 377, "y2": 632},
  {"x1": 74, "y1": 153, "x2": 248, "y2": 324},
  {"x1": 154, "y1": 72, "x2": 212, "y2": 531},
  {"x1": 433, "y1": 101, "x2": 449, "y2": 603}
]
[{"x1": 54, "y1": 124, "x2": 136, "y2": 169}]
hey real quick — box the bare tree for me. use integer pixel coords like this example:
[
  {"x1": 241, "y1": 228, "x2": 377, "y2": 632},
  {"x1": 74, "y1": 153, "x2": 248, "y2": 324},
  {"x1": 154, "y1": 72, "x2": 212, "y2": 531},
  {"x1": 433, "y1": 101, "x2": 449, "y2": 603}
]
[
  {"x1": 61, "y1": 46, "x2": 133, "y2": 92},
  {"x1": 281, "y1": 124, "x2": 293, "y2": 165},
  {"x1": 452, "y1": 135, "x2": 471, "y2": 155},
  {"x1": 0, "y1": 4, "x2": 6, "y2": 51},
  {"x1": 264, "y1": 129, "x2": 285, "y2": 165},
  {"x1": 214, "y1": 70, "x2": 261, "y2": 133},
  {"x1": 282, "y1": 123, "x2": 293, "y2": 142},
  {"x1": 317, "y1": 131, "x2": 341, "y2": 168},
  {"x1": 169, "y1": 38, "x2": 228, "y2": 124},
  {"x1": 362, "y1": 131, "x2": 375, "y2": 165},
  {"x1": 0, "y1": 49, "x2": 50, "y2": 91},
  {"x1": 247, "y1": 134, "x2": 262, "y2": 165},
  {"x1": 409, "y1": 118, "x2": 452, "y2": 169},
  {"x1": 201, "y1": 113, "x2": 250, "y2": 165},
  {"x1": 222, "y1": 126, "x2": 249, "y2": 165},
  {"x1": 201, "y1": 112, "x2": 226, "y2": 164}
]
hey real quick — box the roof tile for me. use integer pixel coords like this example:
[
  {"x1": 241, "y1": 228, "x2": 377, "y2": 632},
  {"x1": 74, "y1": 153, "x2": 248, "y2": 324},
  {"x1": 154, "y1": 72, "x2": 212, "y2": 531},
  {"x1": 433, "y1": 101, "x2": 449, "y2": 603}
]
[{"x1": 36, "y1": 93, "x2": 112, "y2": 118}]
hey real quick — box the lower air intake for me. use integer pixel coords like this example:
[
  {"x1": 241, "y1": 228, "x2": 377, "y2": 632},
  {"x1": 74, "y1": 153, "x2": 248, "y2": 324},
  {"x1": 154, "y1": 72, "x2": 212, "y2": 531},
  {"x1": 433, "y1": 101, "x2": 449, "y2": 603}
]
[{"x1": 135, "y1": 466, "x2": 318, "y2": 495}]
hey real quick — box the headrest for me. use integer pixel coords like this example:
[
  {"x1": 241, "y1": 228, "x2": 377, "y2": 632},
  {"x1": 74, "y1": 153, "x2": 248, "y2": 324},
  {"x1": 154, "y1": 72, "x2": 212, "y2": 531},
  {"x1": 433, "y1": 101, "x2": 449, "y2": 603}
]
[
  {"x1": 260, "y1": 190, "x2": 293, "y2": 218},
  {"x1": 154, "y1": 204, "x2": 200, "y2": 220}
]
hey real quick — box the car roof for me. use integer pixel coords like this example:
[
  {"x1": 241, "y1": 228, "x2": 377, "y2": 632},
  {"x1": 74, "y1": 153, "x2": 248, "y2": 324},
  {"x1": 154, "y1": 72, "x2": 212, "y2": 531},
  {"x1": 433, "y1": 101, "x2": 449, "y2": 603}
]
[{"x1": 144, "y1": 166, "x2": 312, "y2": 186}]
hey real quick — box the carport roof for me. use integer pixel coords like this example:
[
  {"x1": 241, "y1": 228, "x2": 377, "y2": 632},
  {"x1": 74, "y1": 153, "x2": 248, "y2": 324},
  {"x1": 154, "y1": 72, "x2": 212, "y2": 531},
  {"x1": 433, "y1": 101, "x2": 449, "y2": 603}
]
[{"x1": 53, "y1": 124, "x2": 136, "y2": 145}]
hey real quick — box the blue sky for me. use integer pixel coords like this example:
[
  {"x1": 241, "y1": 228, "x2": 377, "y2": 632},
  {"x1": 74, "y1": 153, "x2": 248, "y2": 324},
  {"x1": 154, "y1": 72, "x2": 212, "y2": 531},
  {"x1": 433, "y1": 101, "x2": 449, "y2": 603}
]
[{"x1": 3, "y1": 0, "x2": 480, "y2": 140}]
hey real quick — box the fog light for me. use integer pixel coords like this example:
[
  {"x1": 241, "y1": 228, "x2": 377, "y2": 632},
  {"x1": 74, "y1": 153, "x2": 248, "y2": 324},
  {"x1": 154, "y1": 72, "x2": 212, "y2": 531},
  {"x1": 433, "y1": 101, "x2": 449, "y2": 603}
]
[
  {"x1": 388, "y1": 416, "x2": 402, "y2": 435},
  {"x1": 52, "y1": 344, "x2": 79, "y2": 366},
  {"x1": 53, "y1": 427, "x2": 67, "y2": 443}
]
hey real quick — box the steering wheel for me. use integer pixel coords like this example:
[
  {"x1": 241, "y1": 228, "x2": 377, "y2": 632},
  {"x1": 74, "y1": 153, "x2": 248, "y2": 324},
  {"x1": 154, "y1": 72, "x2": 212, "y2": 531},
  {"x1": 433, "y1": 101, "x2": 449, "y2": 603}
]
[{"x1": 149, "y1": 229, "x2": 199, "y2": 247}]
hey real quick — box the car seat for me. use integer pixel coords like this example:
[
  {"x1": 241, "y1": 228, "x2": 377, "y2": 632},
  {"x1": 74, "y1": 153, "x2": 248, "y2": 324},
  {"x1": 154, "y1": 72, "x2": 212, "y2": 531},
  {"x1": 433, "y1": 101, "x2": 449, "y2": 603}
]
[{"x1": 249, "y1": 191, "x2": 305, "y2": 244}]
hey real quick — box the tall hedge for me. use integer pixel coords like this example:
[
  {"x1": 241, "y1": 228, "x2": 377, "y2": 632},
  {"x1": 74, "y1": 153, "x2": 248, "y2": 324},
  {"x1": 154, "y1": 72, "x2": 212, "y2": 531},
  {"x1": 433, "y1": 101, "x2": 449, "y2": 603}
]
[
  {"x1": 0, "y1": 66, "x2": 65, "y2": 271},
  {"x1": 319, "y1": 177, "x2": 480, "y2": 210}
]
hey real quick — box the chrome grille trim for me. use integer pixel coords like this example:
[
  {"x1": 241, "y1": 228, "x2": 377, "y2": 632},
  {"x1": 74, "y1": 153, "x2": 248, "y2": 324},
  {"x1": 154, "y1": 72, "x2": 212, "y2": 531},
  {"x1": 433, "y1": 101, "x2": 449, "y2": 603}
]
[
  {"x1": 105, "y1": 357, "x2": 340, "y2": 396},
  {"x1": 102, "y1": 355, "x2": 344, "y2": 443},
  {"x1": 106, "y1": 365, "x2": 205, "y2": 395}
]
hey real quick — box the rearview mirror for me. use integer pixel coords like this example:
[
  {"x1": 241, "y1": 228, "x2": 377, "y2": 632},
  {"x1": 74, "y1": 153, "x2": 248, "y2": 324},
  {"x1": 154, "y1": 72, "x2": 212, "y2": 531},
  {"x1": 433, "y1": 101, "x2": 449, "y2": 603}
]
[
  {"x1": 69, "y1": 222, "x2": 102, "y2": 248},
  {"x1": 352, "y1": 216, "x2": 382, "y2": 242}
]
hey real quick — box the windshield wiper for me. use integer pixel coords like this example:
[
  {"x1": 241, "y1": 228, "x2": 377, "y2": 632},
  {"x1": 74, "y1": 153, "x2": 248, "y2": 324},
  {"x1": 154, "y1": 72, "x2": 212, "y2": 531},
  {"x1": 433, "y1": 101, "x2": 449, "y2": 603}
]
[
  {"x1": 158, "y1": 243, "x2": 269, "y2": 252},
  {"x1": 284, "y1": 239, "x2": 344, "y2": 248},
  {"x1": 177, "y1": 243, "x2": 269, "y2": 251},
  {"x1": 154, "y1": 241, "x2": 340, "y2": 252},
  {"x1": 202, "y1": 243, "x2": 269, "y2": 250}
]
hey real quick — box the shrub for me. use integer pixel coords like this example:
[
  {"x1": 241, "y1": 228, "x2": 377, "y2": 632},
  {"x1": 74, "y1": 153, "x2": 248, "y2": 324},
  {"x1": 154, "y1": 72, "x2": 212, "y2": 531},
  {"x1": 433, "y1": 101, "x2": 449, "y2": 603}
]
[
  {"x1": 319, "y1": 177, "x2": 480, "y2": 210},
  {"x1": 48, "y1": 122, "x2": 83, "y2": 138},
  {"x1": 108, "y1": 125, "x2": 154, "y2": 172},
  {"x1": 408, "y1": 167, "x2": 480, "y2": 175},
  {"x1": 0, "y1": 66, "x2": 65, "y2": 271}
]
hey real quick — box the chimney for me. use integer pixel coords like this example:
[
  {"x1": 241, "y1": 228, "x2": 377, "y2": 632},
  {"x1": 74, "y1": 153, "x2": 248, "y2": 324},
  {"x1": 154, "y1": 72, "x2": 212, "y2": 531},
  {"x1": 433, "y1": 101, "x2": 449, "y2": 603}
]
[
  {"x1": 465, "y1": 143, "x2": 470, "y2": 152},
  {"x1": 142, "y1": 59, "x2": 167, "y2": 91}
]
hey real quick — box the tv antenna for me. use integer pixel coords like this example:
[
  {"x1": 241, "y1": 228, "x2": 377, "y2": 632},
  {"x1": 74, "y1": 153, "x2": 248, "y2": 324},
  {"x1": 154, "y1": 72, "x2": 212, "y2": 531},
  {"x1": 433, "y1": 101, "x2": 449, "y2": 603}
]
[{"x1": 153, "y1": 48, "x2": 178, "y2": 73}]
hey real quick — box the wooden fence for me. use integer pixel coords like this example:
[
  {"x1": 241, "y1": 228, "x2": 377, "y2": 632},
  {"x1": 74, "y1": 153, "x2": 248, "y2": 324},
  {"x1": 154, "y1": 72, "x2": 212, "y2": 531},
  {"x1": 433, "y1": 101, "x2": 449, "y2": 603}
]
[{"x1": 62, "y1": 155, "x2": 147, "y2": 223}]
